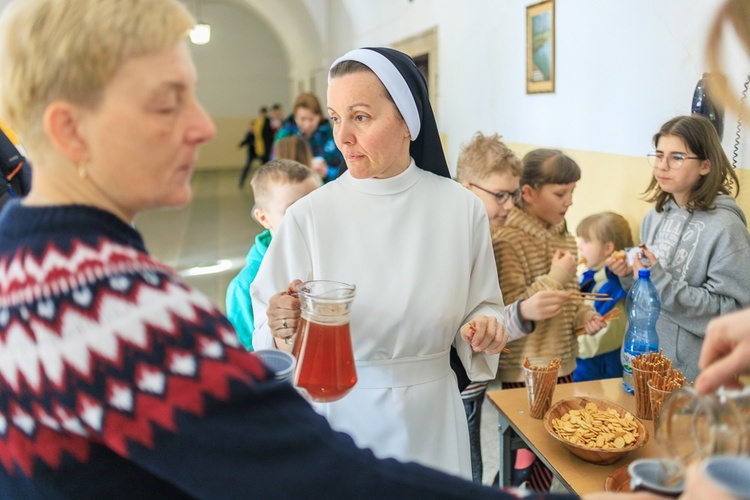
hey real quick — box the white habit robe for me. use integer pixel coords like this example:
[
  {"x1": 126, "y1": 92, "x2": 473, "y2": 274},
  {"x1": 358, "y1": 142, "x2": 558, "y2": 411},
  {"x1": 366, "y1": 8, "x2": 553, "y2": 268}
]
[{"x1": 252, "y1": 160, "x2": 505, "y2": 478}]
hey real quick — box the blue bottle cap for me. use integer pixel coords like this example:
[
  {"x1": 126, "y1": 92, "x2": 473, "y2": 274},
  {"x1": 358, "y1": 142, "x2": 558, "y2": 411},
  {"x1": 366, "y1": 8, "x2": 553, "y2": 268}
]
[{"x1": 638, "y1": 268, "x2": 651, "y2": 278}]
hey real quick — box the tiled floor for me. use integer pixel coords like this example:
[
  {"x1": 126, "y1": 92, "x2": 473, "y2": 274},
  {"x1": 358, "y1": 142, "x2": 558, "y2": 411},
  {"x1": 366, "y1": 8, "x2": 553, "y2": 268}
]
[
  {"x1": 135, "y1": 168, "x2": 262, "y2": 313},
  {"x1": 136, "y1": 168, "x2": 556, "y2": 489}
]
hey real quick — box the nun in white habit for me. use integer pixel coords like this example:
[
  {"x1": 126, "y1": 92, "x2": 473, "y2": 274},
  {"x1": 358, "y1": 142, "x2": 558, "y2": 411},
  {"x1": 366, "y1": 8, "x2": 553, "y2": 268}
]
[{"x1": 251, "y1": 47, "x2": 508, "y2": 478}]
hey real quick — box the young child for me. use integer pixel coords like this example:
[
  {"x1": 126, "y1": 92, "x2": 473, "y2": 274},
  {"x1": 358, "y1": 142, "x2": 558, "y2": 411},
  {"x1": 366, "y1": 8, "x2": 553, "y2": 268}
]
[
  {"x1": 454, "y1": 133, "x2": 573, "y2": 484},
  {"x1": 574, "y1": 212, "x2": 633, "y2": 382},
  {"x1": 226, "y1": 159, "x2": 321, "y2": 350},
  {"x1": 273, "y1": 135, "x2": 313, "y2": 168},
  {"x1": 237, "y1": 119, "x2": 256, "y2": 189},
  {"x1": 607, "y1": 114, "x2": 750, "y2": 383},
  {"x1": 493, "y1": 148, "x2": 605, "y2": 490}
]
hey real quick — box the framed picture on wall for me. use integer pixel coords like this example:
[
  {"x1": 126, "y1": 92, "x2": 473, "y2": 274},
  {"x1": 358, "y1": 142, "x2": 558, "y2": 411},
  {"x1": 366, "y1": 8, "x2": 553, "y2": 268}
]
[{"x1": 526, "y1": 0, "x2": 555, "y2": 94}]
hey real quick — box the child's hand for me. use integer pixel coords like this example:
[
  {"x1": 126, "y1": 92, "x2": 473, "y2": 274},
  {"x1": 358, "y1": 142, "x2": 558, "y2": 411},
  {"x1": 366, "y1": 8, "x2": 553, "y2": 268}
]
[
  {"x1": 549, "y1": 250, "x2": 576, "y2": 285},
  {"x1": 605, "y1": 254, "x2": 632, "y2": 277},
  {"x1": 460, "y1": 315, "x2": 508, "y2": 355},
  {"x1": 311, "y1": 157, "x2": 328, "y2": 179},
  {"x1": 519, "y1": 290, "x2": 573, "y2": 321},
  {"x1": 633, "y1": 247, "x2": 657, "y2": 273},
  {"x1": 582, "y1": 314, "x2": 607, "y2": 335},
  {"x1": 267, "y1": 279, "x2": 303, "y2": 348}
]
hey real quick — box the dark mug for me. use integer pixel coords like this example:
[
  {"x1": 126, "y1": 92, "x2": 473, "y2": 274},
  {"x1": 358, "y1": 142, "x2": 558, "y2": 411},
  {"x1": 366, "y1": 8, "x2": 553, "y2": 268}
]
[
  {"x1": 701, "y1": 456, "x2": 750, "y2": 499},
  {"x1": 628, "y1": 459, "x2": 684, "y2": 497},
  {"x1": 254, "y1": 349, "x2": 295, "y2": 383}
]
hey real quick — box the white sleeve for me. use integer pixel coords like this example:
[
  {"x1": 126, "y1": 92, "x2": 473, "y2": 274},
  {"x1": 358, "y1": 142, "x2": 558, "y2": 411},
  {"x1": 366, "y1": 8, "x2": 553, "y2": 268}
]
[
  {"x1": 453, "y1": 202, "x2": 506, "y2": 381},
  {"x1": 250, "y1": 210, "x2": 314, "y2": 350}
]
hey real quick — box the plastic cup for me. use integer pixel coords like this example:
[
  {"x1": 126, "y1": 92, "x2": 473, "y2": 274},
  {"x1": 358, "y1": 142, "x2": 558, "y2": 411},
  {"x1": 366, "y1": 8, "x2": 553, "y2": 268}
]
[
  {"x1": 254, "y1": 349, "x2": 296, "y2": 383},
  {"x1": 522, "y1": 358, "x2": 560, "y2": 419},
  {"x1": 632, "y1": 365, "x2": 667, "y2": 420},
  {"x1": 648, "y1": 380, "x2": 674, "y2": 431}
]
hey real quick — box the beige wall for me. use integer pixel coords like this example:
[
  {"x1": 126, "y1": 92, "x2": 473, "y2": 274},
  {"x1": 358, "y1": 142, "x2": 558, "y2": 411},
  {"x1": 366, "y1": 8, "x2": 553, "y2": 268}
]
[
  {"x1": 506, "y1": 143, "x2": 750, "y2": 244},
  {"x1": 197, "y1": 116, "x2": 252, "y2": 170}
]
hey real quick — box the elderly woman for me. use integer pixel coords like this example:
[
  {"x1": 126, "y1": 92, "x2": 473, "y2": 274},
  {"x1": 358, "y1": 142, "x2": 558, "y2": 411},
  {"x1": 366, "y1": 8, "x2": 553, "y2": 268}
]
[
  {"x1": 252, "y1": 48, "x2": 511, "y2": 478},
  {"x1": 0, "y1": 1, "x2": 525, "y2": 498}
]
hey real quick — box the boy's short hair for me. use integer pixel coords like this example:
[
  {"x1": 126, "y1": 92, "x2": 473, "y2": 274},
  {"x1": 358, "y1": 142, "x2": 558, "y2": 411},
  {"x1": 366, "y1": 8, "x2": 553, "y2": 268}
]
[
  {"x1": 456, "y1": 132, "x2": 522, "y2": 183},
  {"x1": 576, "y1": 212, "x2": 634, "y2": 251},
  {"x1": 250, "y1": 159, "x2": 319, "y2": 208}
]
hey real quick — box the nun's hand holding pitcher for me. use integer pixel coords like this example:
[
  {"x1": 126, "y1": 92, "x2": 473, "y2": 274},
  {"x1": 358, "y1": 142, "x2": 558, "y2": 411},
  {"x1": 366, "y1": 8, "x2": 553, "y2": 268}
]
[
  {"x1": 267, "y1": 279, "x2": 303, "y2": 349},
  {"x1": 460, "y1": 315, "x2": 508, "y2": 355}
]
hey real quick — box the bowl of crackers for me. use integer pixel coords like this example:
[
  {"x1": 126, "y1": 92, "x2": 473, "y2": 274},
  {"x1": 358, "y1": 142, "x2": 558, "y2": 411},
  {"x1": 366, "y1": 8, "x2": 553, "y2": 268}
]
[{"x1": 544, "y1": 396, "x2": 649, "y2": 465}]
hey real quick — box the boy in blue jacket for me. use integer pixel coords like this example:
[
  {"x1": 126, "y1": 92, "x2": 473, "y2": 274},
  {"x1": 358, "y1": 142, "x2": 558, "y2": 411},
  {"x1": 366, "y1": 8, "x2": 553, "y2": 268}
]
[{"x1": 226, "y1": 159, "x2": 320, "y2": 349}]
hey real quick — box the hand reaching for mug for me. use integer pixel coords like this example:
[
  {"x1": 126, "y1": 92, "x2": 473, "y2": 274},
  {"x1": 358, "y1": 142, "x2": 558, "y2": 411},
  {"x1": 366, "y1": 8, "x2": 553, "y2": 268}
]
[
  {"x1": 695, "y1": 308, "x2": 750, "y2": 394},
  {"x1": 267, "y1": 279, "x2": 302, "y2": 350},
  {"x1": 460, "y1": 315, "x2": 508, "y2": 355}
]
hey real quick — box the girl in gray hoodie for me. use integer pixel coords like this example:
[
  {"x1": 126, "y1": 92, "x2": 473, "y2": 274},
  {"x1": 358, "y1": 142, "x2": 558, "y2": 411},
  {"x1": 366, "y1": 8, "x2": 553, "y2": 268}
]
[{"x1": 608, "y1": 115, "x2": 750, "y2": 383}]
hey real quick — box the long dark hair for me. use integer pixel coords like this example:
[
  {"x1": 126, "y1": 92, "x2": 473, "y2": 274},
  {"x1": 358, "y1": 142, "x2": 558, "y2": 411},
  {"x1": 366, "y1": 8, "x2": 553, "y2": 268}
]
[{"x1": 644, "y1": 115, "x2": 739, "y2": 212}]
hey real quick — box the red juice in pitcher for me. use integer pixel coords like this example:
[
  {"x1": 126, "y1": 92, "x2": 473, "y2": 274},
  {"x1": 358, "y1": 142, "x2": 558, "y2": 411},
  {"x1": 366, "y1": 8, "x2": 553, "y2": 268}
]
[
  {"x1": 290, "y1": 317, "x2": 307, "y2": 361},
  {"x1": 294, "y1": 319, "x2": 357, "y2": 402}
]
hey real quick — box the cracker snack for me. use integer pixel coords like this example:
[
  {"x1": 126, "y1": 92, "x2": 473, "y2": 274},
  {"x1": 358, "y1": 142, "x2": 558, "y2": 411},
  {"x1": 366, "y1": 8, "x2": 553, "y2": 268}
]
[{"x1": 550, "y1": 402, "x2": 640, "y2": 449}]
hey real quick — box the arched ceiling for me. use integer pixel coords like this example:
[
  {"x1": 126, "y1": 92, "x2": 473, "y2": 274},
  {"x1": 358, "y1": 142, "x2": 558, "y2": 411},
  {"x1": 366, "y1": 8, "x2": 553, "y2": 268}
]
[{"x1": 221, "y1": 0, "x2": 338, "y2": 78}]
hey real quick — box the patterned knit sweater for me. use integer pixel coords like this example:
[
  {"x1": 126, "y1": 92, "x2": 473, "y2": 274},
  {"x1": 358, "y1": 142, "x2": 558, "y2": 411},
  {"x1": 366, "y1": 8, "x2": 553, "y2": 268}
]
[
  {"x1": 0, "y1": 201, "x2": 537, "y2": 499},
  {"x1": 493, "y1": 207, "x2": 595, "y2": 382}
]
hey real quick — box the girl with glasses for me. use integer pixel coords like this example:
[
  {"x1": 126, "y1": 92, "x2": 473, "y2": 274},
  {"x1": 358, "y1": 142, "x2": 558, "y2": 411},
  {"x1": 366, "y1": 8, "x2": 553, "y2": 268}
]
[{"x1": 607, "y1": 114, "x2": 750, "y2": 384}]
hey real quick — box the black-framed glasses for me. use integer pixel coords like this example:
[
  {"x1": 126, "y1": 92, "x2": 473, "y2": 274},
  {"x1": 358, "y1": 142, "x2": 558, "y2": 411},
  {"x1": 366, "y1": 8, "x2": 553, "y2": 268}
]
[
  {"x1": 646, "y1": 152, "x2": 703, "y2": 169},
  {"x1": 469, "y1": 183, "x2": 523, "y2": 205}
]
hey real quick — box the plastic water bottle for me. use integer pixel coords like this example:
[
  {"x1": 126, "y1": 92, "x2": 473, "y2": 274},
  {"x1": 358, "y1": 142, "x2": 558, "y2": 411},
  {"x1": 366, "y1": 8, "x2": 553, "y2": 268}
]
[{"x1": 621, "y1": 268, "x2": 661, "y2": 393}]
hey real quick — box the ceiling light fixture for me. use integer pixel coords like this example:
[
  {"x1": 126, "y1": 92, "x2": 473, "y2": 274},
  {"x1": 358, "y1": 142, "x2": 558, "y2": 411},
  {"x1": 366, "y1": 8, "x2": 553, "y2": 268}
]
[{"x1": 190, "y1": 0, "x2": 211, "y2": 45}]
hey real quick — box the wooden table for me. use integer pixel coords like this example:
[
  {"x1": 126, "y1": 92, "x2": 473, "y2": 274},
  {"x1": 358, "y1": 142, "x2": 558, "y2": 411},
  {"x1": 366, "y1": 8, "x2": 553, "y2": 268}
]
[{"x1": 487, "y1": 378, "x2": 656, "y2": 495}]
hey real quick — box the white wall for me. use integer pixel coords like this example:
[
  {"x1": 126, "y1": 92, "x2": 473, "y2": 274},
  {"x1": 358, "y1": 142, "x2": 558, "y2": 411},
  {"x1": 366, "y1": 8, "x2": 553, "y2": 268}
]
[
  {"x1": 1, "y1": 0, "x2": 748, "y2": 171},
  {"x1": 184, "y1": 1, "x2": 291, "y2": 116},
  {"x1": 329, "y1": 0, "x2": 750, "y2": 171}
]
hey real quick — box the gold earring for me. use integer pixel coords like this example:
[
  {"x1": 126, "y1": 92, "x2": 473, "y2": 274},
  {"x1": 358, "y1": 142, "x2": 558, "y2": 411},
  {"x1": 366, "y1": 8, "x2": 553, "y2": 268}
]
[{"x1": 78, "y1": 163, "x2": 87, "y2": 180}]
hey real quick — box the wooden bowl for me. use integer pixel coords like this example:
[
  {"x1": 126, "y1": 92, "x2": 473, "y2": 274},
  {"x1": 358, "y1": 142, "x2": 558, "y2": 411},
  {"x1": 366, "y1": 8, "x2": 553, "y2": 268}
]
[
  {"x1": 543, "y1": 396, "x2": 649, "y2": 465},
  {"x1": 605, "y1": 465, "x2": 632, "y2": 492}
]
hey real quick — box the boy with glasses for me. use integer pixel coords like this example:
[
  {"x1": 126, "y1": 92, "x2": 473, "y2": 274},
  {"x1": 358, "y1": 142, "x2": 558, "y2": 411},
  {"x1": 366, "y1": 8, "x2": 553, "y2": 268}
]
[{"x1": 453, "y1": 132, "x2": 572, "y2": 484}]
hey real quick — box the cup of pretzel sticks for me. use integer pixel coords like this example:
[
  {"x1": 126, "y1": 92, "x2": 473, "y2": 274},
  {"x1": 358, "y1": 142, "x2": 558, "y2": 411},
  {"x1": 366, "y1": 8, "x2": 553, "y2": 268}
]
[
  {"x1": 648, "y1": 368, "x2": 688, "y2": 431},
  {"x1": 523, "y1": 357, "x2": 561, "y2": 419},
  {"x1": 632, "y1": 351, "x2": 672, "y2": 420}
]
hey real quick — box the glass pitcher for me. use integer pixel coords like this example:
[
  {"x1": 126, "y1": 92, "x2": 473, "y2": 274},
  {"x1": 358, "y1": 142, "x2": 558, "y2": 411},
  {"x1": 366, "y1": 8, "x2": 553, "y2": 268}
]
[
  {"x1": 657, "y1": 386, "x2": 750, "y2": 462},
  {"x1": 654, "y1": 385, "x2": 750, "y2": 484},
  {"x1": 291, "y1": 280, "x2": 357, "y2": 402}
]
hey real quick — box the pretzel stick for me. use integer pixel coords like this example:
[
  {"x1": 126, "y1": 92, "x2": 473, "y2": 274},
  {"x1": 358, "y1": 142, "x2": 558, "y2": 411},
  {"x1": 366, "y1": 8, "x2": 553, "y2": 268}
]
[
  {"x1": 571, "y1": 292, "x2": 613, "y2": 300},
  {"x1": 574, "y1": 307, "x2": 621, "y2": 336},
  {"x1": 524, "y1": 357, "x2": 561, "y2": 418},
  {"x1": 631, "y1": 351, "x2": 673, "y2": 419},
  {"x1": 467, "y1": 325, "x2": 510, "y2": 353}
]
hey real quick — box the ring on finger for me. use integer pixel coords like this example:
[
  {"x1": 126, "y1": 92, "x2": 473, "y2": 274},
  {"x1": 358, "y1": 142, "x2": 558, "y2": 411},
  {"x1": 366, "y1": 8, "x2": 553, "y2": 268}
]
[{"x1": 282, "y1": 318, "x2": 287, "y2": 329}]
